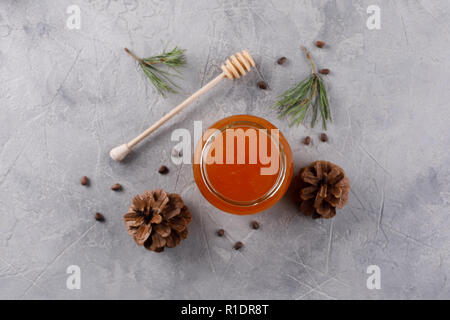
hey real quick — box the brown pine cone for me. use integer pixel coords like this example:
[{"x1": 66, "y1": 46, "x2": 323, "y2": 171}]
[
  {"x1": 123, "y1": 189, "x2": 192, "y2": 252},
  {"x1": 296, "y1": 161, "x2": 350, "y2": 219}
]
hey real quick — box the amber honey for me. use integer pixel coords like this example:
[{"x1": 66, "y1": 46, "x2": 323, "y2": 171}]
[{"x1": 193, "y1": 115, "x2": 293, "y2": 215}]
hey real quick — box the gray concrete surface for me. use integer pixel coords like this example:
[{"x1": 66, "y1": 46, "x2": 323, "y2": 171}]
[{"x1": 1, "y1": 0, "x2": 449, "y2": 299}]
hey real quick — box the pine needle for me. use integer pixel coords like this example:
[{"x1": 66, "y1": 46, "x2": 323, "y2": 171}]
[
  {"x1": 124, "y1": 47, "x2": 187, "y2": 97},
  {"x1": 272, "y1": 46, "x2": 332, "y2": 129}
]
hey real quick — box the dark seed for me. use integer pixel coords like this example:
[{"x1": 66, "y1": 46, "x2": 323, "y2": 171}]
[
  {"x1": 257, "y1": 81, "x2": 268, "y2": 90},
  {"x1": 217, "y1": 229, "x2": 225, "y2": 237},
  {"x1": 111, "y1": 183, "x2": 122, "y2": 191},
  {"x1": 251, "y1": 221, "x2": 260, "y2": 230},
  {"x1": 95, "y1": 212, "x2": 105, "y2": 222},
  {"x1": 80, "y1": 176, "x2": 89, "y2": 186},
  {"x1": 315, "y1": 40, "x2": 326, "y2": 48},
  {"x1": 319, "y1": 68, "x2": 330, "y2": 75},
  {"x1": 158, "y1": 165, "x2": 169, "y2": 174},
  {"x1": 233, "y1": 241, "x2": 244, "y2": 250},
  {"x1": 277, "y1": 56, "x2": 287, "y2": 65},
  {"x1": 320, "y1": 133, "x2": 328, "y2": 142},
  {"x1": 303, "y1": 136, "x2": 311, "y2": 145}
]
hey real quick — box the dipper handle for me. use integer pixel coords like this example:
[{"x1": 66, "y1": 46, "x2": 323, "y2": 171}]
[{"x1": 110, "y1": 50, "x2": 255, "y2": 162}]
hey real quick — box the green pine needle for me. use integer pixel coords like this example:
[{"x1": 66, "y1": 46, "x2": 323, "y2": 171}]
[
  {"x1": 124, "y1": 47, "x2": 187, "y2": 97},
  {"x1": 272, "y1": 46, "x2": 332, "y2": 129}
]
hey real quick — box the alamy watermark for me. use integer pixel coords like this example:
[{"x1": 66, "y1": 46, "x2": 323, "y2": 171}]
[
  {"x1": 66, "y1": 265, "x2": 81, "y2": 290},
  {"x1": 366, "y1": 265, "x2": 381, "y2": 290},
  {"x1": 366, "y1": 5, "x2": 381, "y2": 30},
  {"x1": 66, "y1": 5, "x2": 81, "y2": 30},
  {"x1": 171, "y1": 121, "x2": 280, "y2": 175}
]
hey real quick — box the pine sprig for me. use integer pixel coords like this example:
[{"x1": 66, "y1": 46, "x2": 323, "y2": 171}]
[
  {"x1": 124, "y1": 47, "x2": 187, "y2": 97},
  {"x1": 272, "y1": 46, "x2": 332, "y2": 129}
]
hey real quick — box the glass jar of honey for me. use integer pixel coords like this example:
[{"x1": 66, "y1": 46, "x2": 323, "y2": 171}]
[{"x1": 193, "y1": 115, "x2": 293, "y2": 215}]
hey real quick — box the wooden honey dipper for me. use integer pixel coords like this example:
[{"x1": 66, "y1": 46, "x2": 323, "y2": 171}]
[{"x1": 110, "y1": 50, "x2": 256, "y2": 161}]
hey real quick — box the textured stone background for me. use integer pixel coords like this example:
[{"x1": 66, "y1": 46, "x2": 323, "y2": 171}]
[{"x1": 1, "y1": 0, "x2": 449, "y2": 299}]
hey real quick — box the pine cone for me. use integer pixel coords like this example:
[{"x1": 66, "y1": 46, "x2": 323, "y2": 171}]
[
  {"x1": 123, "y1": 189, "x2": 192, "y2": 252},
  {"x1": 296, "y1": 161, "x2": 350, "y2": 219}
]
